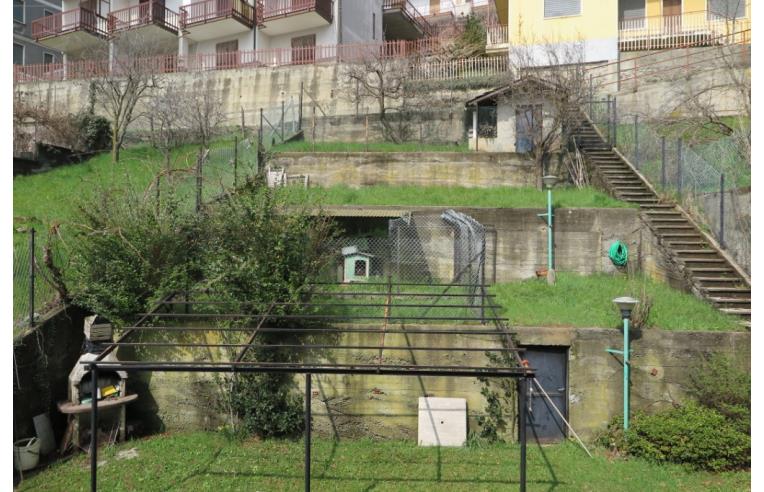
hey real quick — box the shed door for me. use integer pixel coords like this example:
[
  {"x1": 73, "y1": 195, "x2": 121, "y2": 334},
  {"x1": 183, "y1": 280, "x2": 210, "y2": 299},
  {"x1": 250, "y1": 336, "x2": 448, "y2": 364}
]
[
  {"x1": 515, "y1": 105, "x2": 541, "y2": 153},
  {"x1": 523, "y1": 346, "x2": 568, "y2": 443}
]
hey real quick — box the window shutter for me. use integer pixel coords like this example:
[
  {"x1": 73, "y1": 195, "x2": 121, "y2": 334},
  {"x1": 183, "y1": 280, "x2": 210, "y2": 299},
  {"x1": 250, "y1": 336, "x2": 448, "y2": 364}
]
[
  {"x1": 544, "y1": 0, "x2": 581, "y2": 18},
  {"x1": 619, "y1": 0, "x2": 645, "y2": 20},
  {"x1": 709, "y1": 0, "x2": 746, "y2": 19}
]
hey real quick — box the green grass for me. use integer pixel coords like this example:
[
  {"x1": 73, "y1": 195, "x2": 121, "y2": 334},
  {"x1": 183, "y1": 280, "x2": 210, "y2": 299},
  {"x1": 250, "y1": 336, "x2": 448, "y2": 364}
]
[
  {"x1": 271, "y1": 140, "x2": 470, "y2": 153},
  {"x1": 491, "y1": 273, "x2": 741, "y2": 331},
  {"x1": 279, "y1": 185, "x2": 635, "y2": 209},
  {"x1": 17, "y1": 431, "x2": 750, "y2": 491}
]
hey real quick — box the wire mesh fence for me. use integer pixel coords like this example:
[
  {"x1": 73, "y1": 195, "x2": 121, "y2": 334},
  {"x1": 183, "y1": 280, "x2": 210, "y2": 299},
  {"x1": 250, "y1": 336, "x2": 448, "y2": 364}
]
[
  {"x1": 585, "y1": 99, "x2": 750, "y2": 272},
  {"x1": 13, "y1": 229, "x2": 67, "y2": 332}
]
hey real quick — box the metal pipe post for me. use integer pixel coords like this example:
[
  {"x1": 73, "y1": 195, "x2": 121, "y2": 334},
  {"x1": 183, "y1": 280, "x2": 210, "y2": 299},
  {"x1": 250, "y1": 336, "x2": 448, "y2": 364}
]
[
  {"x1": 233, "y1": 136, "x2": 238, "y2": 188},
  {"x1": 677, "y1": 139, "x2": 683, "y2": 195},
  {"x1": 304, "y1": 373, "x2": 312, "y2": 492},
  {"x1": 547, "y1": 188, "x2": 553, "y2": 271},
  {"x1": 612, "y1": 97, "x2": 617, "y2": 148},
  {"x1": 519, "y1": 378, "x2": 527, "y2": 492},
  {"x1": 29, "y1": 227, "x2": 35, "y2": 327},
  {"x1": 623, "y1": 316, "x2": 630, "y2": 430},
  {"x1": 195, "y1": 152, "x2": 202, "y2": 214},
  {"x1": 588, "y1": 74, "x2": 593, "y2": 116},
  {"x1": 606, "y1": 95, "x2": 611, "y2": 145},
  {"x1": 299, "y1": 81, "x2": 304, "y2": 130},
  {"x1": 719, "y1": 173, "x2": 725, "y2": 246},
  {"x1": 281, "y1": 100, "x2": 285, "y2": 142},
  {"x1": 90, "y1": 363, "x2": 99, "y2": 492},
  {"x1": 634, "y1": 114, "x2": 639, "y2": 168},
  {"x1": 661, "y1": 136, "x2": 666, "y2": 189}
]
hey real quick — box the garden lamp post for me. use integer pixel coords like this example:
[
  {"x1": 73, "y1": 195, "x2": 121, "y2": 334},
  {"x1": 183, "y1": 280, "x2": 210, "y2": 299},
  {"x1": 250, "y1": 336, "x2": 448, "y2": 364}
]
[
  {"x1": 609, "y1": 296, "x2": 639, "y2": 430},
  {"x1": 539, "y1": 175, "x2": 558, "y2": 272}
]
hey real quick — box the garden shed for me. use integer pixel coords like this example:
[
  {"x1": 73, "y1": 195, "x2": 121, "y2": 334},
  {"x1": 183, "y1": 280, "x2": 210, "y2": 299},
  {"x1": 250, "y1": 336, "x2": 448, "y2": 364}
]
[{"x1": 465, "y1": 77, "x2": 562, "y2": 153}]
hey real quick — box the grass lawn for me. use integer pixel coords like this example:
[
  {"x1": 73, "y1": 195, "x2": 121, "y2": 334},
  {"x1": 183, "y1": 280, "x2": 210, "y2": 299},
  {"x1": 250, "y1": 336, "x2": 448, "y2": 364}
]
[
  {"x1": 271, "y1": 140, "x2": 470, "y2": 153},
  {"x1": 17, "y1": 431, "x2": 749, "y2": 491},
  {"x1": 492, "y1": 273, "x2": 741, "y2": 331},
  {"x1": 279, "y1": 185, "x2": 634, "y2": 209}
]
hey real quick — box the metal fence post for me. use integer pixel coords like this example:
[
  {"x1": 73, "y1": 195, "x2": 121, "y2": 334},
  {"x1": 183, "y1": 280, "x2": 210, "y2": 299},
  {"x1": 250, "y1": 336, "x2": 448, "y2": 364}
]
[
  {"x1": 677, "y1": 139, "x2": 683, "y2": 196},
  {"x1": 233, "y1": 136, "x2": 238, "y2": 188},
  {"x1": 719, "y1": 173, "x2": 725, "y2": 247},
  {"x1": 606, "y1": 95, "x2": 612, "y2": 145},
  {"x1": 612, "y1": 97, "x2": 617, "y2": 148},
  {"x1": 29, "y1": 227, "x2": 35, "y2": 327},
  {"x1": 588, "y1": 74, "x2": 593, "y2": 116},
  {"x1": 633, "y1": 114, "x2": 639, "y2": 168},
  {"x1": 304, "y1": 373, "x2": 312, "y2": 492},
  {"x1": 661, "y1": 136, "x2": 666, "y2": 189},
  {"x1": 281, "y1": 100, "x2": 285, "y2": 143},
  {"x1": 196, "y1": 151, "x2": 203, "y2": 214},
  {"x1": 299, "y1": 81, "x2": 304, "y2": 131}
]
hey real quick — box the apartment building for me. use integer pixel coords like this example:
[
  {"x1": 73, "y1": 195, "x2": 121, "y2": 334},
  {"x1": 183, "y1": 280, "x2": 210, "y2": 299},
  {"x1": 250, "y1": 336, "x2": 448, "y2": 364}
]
[
  {"x1": 13, "y1": 0, "x2": 63, "y2": 66},
  {"x1": 29, "y1": 0, "x2": 440, "y2": 70}
]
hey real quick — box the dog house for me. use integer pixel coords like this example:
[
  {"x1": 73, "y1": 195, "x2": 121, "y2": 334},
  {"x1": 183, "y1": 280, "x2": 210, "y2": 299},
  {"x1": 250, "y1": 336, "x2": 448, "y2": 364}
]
[{"x1": 342, "y1": 246, "x2": 374, "y2": 283}]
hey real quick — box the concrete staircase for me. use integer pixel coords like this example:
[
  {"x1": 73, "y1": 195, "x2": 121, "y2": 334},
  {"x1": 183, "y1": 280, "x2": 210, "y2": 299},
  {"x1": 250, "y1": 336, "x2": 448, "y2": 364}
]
[{"x1": 572, "y1": 117, "x2": 751, "y2": 324}]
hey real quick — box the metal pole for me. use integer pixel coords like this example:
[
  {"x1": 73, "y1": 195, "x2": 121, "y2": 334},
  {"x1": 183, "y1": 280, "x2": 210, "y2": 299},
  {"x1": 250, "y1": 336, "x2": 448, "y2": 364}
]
[
  {"x1": 633, "y1": 114, "x2": 639, "y2": 168},
  {"x1": 519, "y1": 378, "x2": 527, "y2": 492},
  {"x1": 195, "y1": 152, "x2": 202, "y2": 214},
  {"x1": 28, "y1": 227, "x2": 35, "y2": 327},
  {"x1": 623, "y1": 316, "x2": 630, "y2": 430},
  {"x1": 281, "y1": 100, "x2": 285, "y2": 142},
  {"x1": 304, "y1": 373, "x2": 312, "y2": 492},
  {"x1": 588, "y1": 74, "x2": 593, "y2": 116},
  {"x1": 612, "y1": 97, "x2": 617, "y2": 148},
  {"x1": 259, "y1": 108, "x2": 264, "y2": 149},
  {"x1": 233, "y1": 136, "x2": 238, "y2": 188},
  {"x1": 677, "y1": 139, "x2": 683, "y2": 196},
  {"x1": 719, "y1": 173, "x2": 725, "y2": 247},
  {"x1": 661, "y1": 136, "x2": 666, "y2": 189},
  {"x1": 299, "y1": 81, "x2": 303, "y2": 131},
  {"x1": 90, "y1": 363, "x2": 98, "y2": 492},
  {"x1": 606, "y1": 95, "x2": 611, "y2": 145},
  {"x1": 547, "y1": 188, "x2": 553, "y2": 271}
]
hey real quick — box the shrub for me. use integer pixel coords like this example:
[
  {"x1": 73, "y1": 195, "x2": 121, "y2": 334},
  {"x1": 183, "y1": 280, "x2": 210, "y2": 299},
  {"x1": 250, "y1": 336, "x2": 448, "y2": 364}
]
[
  {"x1": 689, "y1": 354, "x2": 750, "y2": 434},
  {"x1": 75, "y1": 112, "x2": 112, "y2": 151},
  {"x1": 599, "y1": 403, "x2": 750, "y2": 472}
]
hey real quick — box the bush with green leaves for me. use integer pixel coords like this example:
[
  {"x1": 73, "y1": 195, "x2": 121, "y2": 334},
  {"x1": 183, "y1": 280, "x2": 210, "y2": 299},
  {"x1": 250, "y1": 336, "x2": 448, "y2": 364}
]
[
  {"x1": 75, "y1": 112, "x2": 112, "y2": 152},
  {"x1": 599, "y1": 403, "x2": 750, "y2": 472},
  {"x1": 688, "y1": 354, "x2": 750, "y2": 434}
]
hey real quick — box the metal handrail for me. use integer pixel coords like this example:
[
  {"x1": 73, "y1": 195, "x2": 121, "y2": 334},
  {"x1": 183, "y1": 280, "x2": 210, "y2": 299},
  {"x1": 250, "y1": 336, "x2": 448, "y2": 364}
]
[{"x1": 108, "y1": 1, "x2": 180, "y2": 34}]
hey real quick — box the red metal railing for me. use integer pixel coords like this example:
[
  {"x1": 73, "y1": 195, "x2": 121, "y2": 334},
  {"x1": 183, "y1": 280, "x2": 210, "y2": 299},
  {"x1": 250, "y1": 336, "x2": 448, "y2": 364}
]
[
  {"x1": 31, "y1": 7, "x2": 108, "y2": 40},
  {"x1": 180, "y1": 0, "x2": 255, "y2": 28},
  {"x1": 13, "y1": 38, "x2": 446, "y2": 83},
  {"x1": 383, "y1": 0, "x2": 432, "y2": 37},
  {"x1": 258, "y1": 0, "x2": 333, "y2": 23},
  {"x1": 108, "y1": 2, "x2": 180, "y2": 34}
]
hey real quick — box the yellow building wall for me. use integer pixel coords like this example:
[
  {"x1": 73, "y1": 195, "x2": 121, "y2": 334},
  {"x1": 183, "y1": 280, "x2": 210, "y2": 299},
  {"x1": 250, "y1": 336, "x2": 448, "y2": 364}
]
[
  {"x1": 644, "y1": 0, "x2": 751, "y2": 17},
  {"x1": 508, "y1": 0, "x2": 618, "y2": 45}
]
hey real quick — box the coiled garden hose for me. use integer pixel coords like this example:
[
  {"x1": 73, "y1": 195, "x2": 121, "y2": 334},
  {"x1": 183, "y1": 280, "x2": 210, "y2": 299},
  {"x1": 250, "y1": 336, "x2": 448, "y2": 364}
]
[{"x1": 609, "y1": 241, "x2": 629, "y2": 266}]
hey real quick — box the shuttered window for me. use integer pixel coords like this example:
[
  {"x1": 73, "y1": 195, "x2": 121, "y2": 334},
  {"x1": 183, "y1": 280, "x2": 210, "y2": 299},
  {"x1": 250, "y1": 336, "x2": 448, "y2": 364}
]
[
  {"x1": 544, "y1": 0, "x2": 581, "y2": 18},
  {"x1": 619, "y1": 0, "x2": 645, "y2": 20},
  {"x1": 708, "y1": 0, "x2": 746, "y2": 19}
]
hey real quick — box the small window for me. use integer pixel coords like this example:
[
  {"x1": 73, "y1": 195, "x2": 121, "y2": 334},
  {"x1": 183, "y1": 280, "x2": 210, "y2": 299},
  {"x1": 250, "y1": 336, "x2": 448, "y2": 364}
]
[
  {"x1": 14, "y1": 0, "x2": 24, "y2": 23},
  {"x1": 13, "y1": 43, "x2": 24, "y2": 65},
  {"x1": 544, "y1": 0, "x2": 581, "y2": 18},
  {"x1": 708, "y1": 0, "x2": 746, "y2": 19},
  {"x1": 43, "y1": 53, "x2": 55, "y2": 65}
]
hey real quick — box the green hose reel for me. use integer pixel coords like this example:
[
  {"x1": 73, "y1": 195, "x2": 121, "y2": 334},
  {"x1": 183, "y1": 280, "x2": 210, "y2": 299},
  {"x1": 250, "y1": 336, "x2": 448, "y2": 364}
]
[{"x1": 609, "y1": 241, "x2": 629, "y2": 266}]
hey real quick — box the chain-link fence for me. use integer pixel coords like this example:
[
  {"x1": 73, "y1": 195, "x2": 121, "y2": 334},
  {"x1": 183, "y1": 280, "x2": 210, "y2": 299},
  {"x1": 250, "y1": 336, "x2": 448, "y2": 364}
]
[
  {"x1": 585, "y1": 98, "x2": 750, "y2": 272},
  {"x1": 13, "y1": 229, "x2": 67, "y2": 333}
]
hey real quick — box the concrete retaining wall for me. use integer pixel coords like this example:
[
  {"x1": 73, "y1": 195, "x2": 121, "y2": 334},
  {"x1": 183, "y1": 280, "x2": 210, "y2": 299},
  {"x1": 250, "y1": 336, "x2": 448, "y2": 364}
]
[{"x1": 270, "y1": 153, "x2": 537, "y2": 188}]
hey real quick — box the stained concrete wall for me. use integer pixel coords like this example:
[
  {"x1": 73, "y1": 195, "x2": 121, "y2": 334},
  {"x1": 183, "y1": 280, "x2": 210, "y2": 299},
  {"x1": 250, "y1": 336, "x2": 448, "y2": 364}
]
[
  {"x1": 270, "y1": 152, "x2": 537, "y2": 188},
  {"x1": 127, "y1": 324, "x2": 749, "y2": 441},
  {"x1": 13, "y1": 305, "x2": 88, "y2": 445}
]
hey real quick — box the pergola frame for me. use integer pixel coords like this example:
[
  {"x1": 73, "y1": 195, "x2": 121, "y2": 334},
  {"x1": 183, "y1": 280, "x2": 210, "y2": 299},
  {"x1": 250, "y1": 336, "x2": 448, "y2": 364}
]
[{"x1": 84, "y1": 282, "x2": 535, "y2": 491}]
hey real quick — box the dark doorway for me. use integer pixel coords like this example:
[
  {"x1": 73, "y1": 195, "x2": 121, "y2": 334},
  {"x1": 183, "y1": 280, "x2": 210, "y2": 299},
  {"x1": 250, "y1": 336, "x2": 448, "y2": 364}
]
[
  {"x1": 522, "y1": 346, "x2": 568, "y2": 443},
  {"x1": 515, "y1": 104, "x2": 541, "y2": 153}
]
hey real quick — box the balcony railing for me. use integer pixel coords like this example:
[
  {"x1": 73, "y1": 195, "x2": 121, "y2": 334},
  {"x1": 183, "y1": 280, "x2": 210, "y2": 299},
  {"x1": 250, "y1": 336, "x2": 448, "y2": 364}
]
[
  {"x1": 181, "y1": 0, "x2": 256, "y2": 28},
  {"x1": 486, "y1": 25, "x2": 509, "y2": 48},
  {"x1": 619, "y1": 10, "x2": 751, "y2": 51},
  {"x1": 13, "y1": 38, "x2": 447, "y2": 83},
  {"x1": 31, "y1": 7, "x2": 108, "y2": 40},
  {"x1": 383, "y1": 0, "x2": 432, "y2": 37},
  {"x1": 108, "y1": 2, "x2": 180, "y2": 34},
  {"x1": 258, "y1": 0, "x2": 333, "y2": 23}
]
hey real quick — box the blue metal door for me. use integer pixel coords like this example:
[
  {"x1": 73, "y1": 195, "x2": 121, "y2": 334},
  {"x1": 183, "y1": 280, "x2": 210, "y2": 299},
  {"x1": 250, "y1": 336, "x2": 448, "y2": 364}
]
[{"x1": 523, "y1": 346, "x2": 568, "y2": 443}]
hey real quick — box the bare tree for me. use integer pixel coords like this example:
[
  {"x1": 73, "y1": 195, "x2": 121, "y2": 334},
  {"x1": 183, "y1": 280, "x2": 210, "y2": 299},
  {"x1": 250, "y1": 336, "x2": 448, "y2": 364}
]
[
  {"x1": 147, "y1": 85, "x2": 190, "y2": 170},
  {"x1": 504, "y1": 40, "x2": 591, "y2": 186},
  {"x1": 182, "y1": 75, "x2": 226, "y2": 150},
  {"x1": 90, "y1": 33, "x2": 164, "y2": 163}
]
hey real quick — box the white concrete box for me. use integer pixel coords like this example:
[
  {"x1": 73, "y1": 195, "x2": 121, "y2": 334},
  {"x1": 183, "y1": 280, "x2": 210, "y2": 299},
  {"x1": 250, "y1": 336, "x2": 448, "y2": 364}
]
[{"x1": 417, "y1": 397, "x2": 467, "y2": 447}]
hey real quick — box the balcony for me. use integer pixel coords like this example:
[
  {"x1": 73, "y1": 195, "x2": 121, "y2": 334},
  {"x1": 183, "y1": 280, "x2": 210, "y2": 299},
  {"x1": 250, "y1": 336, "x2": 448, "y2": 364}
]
[
  {"x1": 257, "y1": 0, "x2": 333, "y2": 36},
  {"x1": 180, "y1": 0, "x2": 256, "y2": 42},
  {"x1": 108, "y1": 2, "x2": 180, "y2": 44},
  {"x1": 485, "y1": 25, "x2": 509, "y2": 53},
  {"x1": 619, "y1": 10, "x2": 751, "y2": 51},
  {"x1": 31, "y1": 8, "x2": 108, "y2": 55},
  {"x1": 383, "y1": 0, "x2": 431, "y2": 40}
]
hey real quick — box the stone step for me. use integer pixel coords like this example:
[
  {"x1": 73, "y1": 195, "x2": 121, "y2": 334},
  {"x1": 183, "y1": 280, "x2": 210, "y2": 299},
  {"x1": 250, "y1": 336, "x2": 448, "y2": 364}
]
[
  {"x1": 677, "y1": 251, "x2": 723, "y2": 261},
  {"x1": 667, "y1": 242, "x2": 710, "y2": 250},
  {"x1": 639, "y1": 204, "x2": 675, "y2": 209},
  {"x1": 649, "y1": 218, "x2": 690, "y2": 224},
  {"x1": 682, "y1": 259, "x2": 728, "y2": 269},
  {"x1": 615, "y1": 187, "x2": 650, "y2": 192},
  {"x1": 687, "y1": 267, "x2": 735, "y2": 277},
  {"x1": 644, "y1": 210, "x2": 682, "y2": 216},
  {"x1": 719, "y1": 308, "x2": 751, "y2": 317},
  {"x1": 702, "y1": 287, "x2": 751, "y2": 298},
  {"x1": 710, "y1": 297, "x2": 751, "y2": 308},
  {"x1": 694, "y1": 276, "x2": 744, "y2": 284},
  {"x1": 628, "y1": 198, "x2": 660, "y2": 204},
  {"x1": 653, "y1": 225, "x2": 695, "y2": 230}
]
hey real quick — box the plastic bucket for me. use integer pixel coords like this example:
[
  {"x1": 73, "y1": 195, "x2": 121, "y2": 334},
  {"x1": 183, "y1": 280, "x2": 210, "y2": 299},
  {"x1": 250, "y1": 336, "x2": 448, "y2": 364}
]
[{"x1": 13, "y1": 437, "x2": 40, "y2": 472}]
